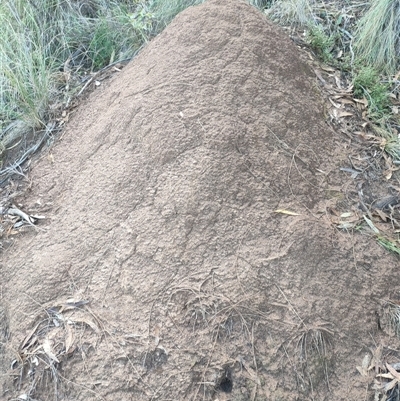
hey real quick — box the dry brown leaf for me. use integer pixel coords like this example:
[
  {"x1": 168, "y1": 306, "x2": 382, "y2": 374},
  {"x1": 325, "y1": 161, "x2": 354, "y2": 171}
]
[
  {"x1": 375, "y1": 209, "x2": 389, "y2": 222},
  {"x1": 377, "y1": 372, "x2": 395, "y2": 379},
  {"x1": 70, "y1": 317, "x2": 100, "y2": 334},
  {"x1": 154, "y1": 324, "x2": 161, "y2": 347},
  {"x1": 328, "y1": 214, "x2": 340, "y2": 224},
  {"x1": 59, "y1": 299, "x2": 89, "y2": 313},
  {"x1": 334, "y1": 75, "x2": 342, "y2": 89},
  {"x1": 339, "y1": 84, "x2": 354, "y2": 93},
  {"x1": 385, "y1": 378, "x2": 399, "y2": 392},
  {"x1": 354, "y1": 97, "x2": 369, "y2": 108},
  {"x1": 336, "y1": 110, "x2": 353, "y2": 118},
  {"x1": 274, "y1": 209, "x2": 300, "y2": 216},
  {"x1": 341, "y1": 215, "x2": 360, "y2": 223},
  {"x1": 329, "y1": 97, "x2": 341, "y2": 108},
  {"x1": 20, "y1": 323, "x2": 40, "y2": 351},
  {"x1": 363, "y1": 215, "x2": 380, "y2": 234},
  {"x1": 377, "y1": 364, "x2": 400, "y2": 393},
  {"x1": 330, "y1": 108, "x2": 353, "y2": 120},
  {"x1": 337, "y1": 211, "x2": 360, "y2": 225},
  {"x1": 327, "y1": 207, "x2": 340, "y2": 217},
  {"x1": 362, "y1": 354, "x2": 371, "y2": 370},
  {"x1": 356, "y1": 366, "x2": 366, "y2": 376},
  {"x1": 356, "y1": 353, "x2": 371, "y2": 376},
  {"x1": 65, "y1": 324, "x2": 75, "y2": 354},
  {"x1": 332, "y1": 93, "x2": 354, "y2": 105},
  {"x1": 338, "y1": 98, "x2": 355, "y2": 105},
  {"x1": 314, "y1": 69, "x2": 330, "y2": 88},
  {"x1": 386, "y1": 363, "x2": 400, "y2": 380},
  {"x1": 384, "y1": 169, "x2": 393, "y2": 180},
  {"x1": 337, "y1": 222, "x2": 357, "y2": 229},
  {"x1": 320, "y1": 65, "x2": 335, "y2": 72},
  {"x1": 42, "y1": 338, "x2": 60, "y2": 363},
  {"x1": 354, "y1": 131, "x2": 370, "y2": 141},
  {"x1": 370, "y1": 345, "x2": 383, "y2": 374}
]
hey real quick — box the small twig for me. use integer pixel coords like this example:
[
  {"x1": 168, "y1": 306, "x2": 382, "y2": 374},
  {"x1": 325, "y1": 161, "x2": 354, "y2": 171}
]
[
  {"x1": 2, "y1": 207, "x2": 36, "y2": 226},
  {"x1": 275, "y1": 284, "x2": 305, "y2": 326}
]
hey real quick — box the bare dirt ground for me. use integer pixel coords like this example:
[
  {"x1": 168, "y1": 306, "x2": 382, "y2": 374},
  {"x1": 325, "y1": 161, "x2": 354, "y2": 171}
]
[{"x1": 1, "y1": 0, "x2": 400, "y2": 400}]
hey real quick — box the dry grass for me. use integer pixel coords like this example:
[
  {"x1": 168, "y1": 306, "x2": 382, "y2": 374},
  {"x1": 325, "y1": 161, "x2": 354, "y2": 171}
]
[
  {"x1": 275, "y1": 285, "x2": 334, "y2": 397},
  {"x1": 294, "y1": 324, "x2": 334, "y2": 395}
]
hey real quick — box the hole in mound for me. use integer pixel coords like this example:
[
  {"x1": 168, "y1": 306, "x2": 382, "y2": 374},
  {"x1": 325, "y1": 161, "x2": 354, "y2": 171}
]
[{"x1": 218, "y1": 368, "x2": 233, "y2": 393}]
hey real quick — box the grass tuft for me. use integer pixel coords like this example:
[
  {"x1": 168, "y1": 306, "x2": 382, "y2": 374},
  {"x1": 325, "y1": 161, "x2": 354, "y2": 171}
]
[
  {"x1": 354, "y1": 0, "x2": 400, "y2": 76},
  {"x1": 353, "y1": 66, "x2": 391, "y2": 121},
  {"x1": 150, "y1": 0, "x2": 203, "y2": 30},
  {"x1": 265, "y1": 0, "x2": 316, "y2": 25},
  {"x1": 307, "y1": 24, "x2": 335, "y2": 63},
  {"x1": 0, "y1": 1, "x2": 59, "y2": 133},
  {"x1": 373, "y1": 124, "x2": 400, "y2": 161}
]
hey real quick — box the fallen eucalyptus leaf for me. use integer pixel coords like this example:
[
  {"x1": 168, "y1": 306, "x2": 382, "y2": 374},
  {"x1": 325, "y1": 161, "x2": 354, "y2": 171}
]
[{"x1": 274, "y1": 209, "x2": 300, "y2": 216}]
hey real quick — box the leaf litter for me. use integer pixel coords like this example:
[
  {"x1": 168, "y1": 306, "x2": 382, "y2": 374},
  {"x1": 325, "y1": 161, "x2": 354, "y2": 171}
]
[{"x1": 11, "y1": 298, "x2": 101, "y2": 398}]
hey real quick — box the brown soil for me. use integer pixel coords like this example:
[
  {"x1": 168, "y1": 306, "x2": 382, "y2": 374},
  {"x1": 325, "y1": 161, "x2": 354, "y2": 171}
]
[{"x1": 1, "y1": 0, "x2": 400, "y2": 400}]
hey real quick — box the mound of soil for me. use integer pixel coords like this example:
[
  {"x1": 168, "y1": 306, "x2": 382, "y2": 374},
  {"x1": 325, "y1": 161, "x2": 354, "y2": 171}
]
[{"x1": 1, "y1": 0, "x2": 399, "y2": 400}]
